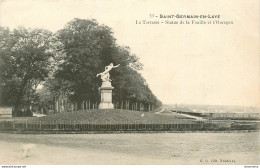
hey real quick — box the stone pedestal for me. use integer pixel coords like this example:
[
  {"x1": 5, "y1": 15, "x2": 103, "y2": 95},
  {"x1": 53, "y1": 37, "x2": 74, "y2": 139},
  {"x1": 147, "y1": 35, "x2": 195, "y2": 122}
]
[{"x1": 99, "y1": 81, "x2": 114, "y2": 109}]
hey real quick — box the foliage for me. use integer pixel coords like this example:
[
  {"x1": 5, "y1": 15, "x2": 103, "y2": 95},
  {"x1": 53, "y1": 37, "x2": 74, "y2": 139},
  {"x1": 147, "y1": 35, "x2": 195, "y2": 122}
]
[
  {"x1": 0, "y1": 18, "x2": 161, "y2": 116},
  {"x1": 52, "y1": 18, "x2": 161, "y2": 109},
  {"x1": 0, "y1": 27, "x2": 54, "y2": 116}
]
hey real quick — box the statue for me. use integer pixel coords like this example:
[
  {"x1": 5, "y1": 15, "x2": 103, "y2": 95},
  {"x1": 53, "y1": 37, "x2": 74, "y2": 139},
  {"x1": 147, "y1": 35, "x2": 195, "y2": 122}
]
[
  {"x1": 96, "y1": 63, "x2": 120, "y2": 82},
  {"x1": 97, "y1": 63, "x2": 119, "y2": 109}
]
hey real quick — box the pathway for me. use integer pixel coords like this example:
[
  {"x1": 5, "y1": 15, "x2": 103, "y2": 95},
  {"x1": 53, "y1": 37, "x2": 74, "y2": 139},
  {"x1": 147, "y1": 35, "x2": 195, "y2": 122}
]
[{"x1": 155, "y1": 107, "x2": 165, "y2": 114}]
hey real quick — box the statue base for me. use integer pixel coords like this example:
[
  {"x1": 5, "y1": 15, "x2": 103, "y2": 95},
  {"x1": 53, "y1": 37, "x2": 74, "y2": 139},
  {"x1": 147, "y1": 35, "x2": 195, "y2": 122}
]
[
  {"x1": 98, "y1": 81, "x2": 114, "y2": 109},
  {"x1": 99, "y1": 102, "x2": 114, "y2": 109}
]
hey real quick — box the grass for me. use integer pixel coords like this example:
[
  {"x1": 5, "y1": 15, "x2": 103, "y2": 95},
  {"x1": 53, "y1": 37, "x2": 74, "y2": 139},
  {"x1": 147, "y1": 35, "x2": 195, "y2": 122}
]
[{"x1": 30, "y1": 109, "x2": 194, "y2": 124}]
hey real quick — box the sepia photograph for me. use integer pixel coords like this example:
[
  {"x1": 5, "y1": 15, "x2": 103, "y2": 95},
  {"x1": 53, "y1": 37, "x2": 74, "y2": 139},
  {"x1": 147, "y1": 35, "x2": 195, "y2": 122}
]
[{"x1": 0, "y1": 0, "x2": 259, "y2": 167}]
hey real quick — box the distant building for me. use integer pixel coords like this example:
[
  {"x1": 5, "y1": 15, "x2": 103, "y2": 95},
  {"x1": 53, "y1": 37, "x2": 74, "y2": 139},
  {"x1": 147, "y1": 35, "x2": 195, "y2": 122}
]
[{"x1": 0, "y1": 107, "x2": 13, "y2": 118}]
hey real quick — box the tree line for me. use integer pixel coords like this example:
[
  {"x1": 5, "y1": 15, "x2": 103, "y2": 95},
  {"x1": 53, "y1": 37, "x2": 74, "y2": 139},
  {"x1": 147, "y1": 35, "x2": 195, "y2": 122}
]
[{"x1": 0, "y1": 18, "x2": 162, "y2": 116}]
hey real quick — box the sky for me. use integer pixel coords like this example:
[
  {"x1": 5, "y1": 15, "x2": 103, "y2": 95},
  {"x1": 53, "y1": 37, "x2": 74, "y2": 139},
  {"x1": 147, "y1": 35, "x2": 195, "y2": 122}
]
[{"x1": 0, "y1": 0, "x2": 259, "y2": 106}]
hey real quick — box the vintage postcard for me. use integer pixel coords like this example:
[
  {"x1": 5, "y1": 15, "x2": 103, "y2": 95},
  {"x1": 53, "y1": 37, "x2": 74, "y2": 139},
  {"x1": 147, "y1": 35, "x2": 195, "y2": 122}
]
[{"x1": 0, "y1": 0, "x2": 259, "y2": 167}]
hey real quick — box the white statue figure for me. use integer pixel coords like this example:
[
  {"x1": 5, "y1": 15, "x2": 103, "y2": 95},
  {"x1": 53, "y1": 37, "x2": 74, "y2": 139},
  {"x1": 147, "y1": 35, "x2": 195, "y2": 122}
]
[{"x1": 96, "y1": 63, "x2": 120, "y2": 82}]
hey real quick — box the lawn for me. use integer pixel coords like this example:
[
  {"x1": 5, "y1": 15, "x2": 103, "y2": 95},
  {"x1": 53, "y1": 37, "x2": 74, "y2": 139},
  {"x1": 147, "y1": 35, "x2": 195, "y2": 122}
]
[{"x1": 30, "y1": 109, "x2": 194, "y2": 124}]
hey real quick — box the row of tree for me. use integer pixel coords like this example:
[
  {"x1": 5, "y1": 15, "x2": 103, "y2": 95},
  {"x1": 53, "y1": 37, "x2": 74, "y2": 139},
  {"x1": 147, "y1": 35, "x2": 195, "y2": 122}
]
[{"x1": 0, "y1": 18, "x2": 162, "y2": 116}]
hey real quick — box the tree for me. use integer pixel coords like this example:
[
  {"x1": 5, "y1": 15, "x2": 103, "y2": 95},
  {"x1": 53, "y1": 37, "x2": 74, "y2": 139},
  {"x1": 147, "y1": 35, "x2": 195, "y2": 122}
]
[
  {"x1": 54, "y1": 19, "x2": 117, "y2": 102},
  {"x1": 112, "y1": 64, "x2": 162, "y2": 109},
  {"x1": 44, "y1": 18, "x2": 161, "y2": 112},
  {"x1": 0, "y1": 27, "x2": 54, "y2": 116}
]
